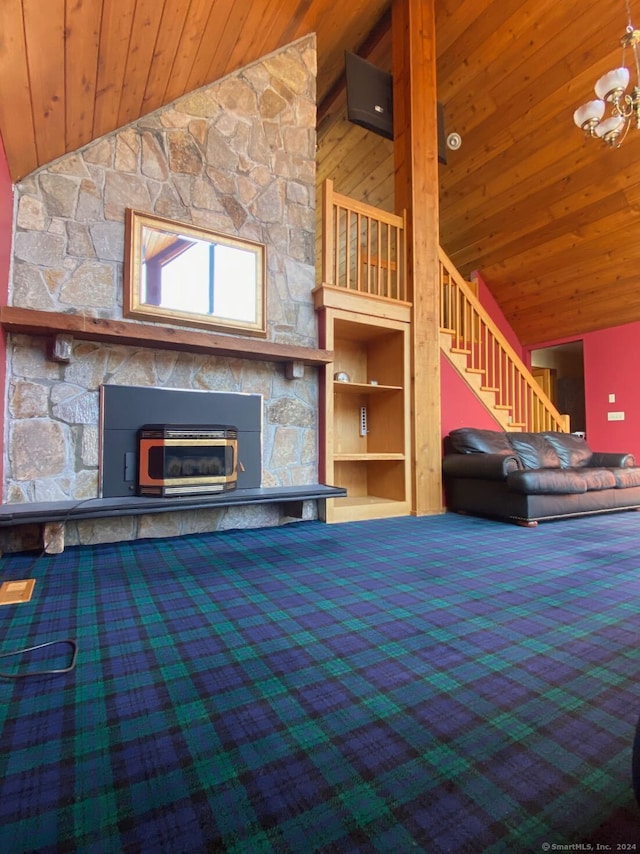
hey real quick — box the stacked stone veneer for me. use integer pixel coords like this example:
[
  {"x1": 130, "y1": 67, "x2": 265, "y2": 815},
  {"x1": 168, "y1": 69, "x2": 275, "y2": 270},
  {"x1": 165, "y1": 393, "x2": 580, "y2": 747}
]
[{"x1": 4, "y1": 36, "x2": 320, "y2": 550}]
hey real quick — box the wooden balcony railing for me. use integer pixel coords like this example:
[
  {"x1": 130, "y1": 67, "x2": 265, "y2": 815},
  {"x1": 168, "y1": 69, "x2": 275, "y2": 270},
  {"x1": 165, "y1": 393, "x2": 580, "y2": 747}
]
[{"x1": 320, "y1": 179, "x2": 408, "y2": 302}]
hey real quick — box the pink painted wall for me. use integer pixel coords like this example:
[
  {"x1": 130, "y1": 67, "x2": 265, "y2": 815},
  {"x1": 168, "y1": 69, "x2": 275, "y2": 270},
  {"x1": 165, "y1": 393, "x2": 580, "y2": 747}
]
[
  {"x1": 526, "y1": 320, "x2": 640, "y2": 460},
  {"x1": 0, "y1": 132, "x2": 12, "y2": 496},
  {"x1": 580, "y1": 322, "x2": 640, "y2": 459},
  {"x1": 440, "y1": 355, "x2": 501, "y2": 436}
]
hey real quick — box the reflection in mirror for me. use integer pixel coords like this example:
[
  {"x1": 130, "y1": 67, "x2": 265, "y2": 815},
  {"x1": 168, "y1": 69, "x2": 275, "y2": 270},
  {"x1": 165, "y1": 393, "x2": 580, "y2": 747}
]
[{"x1": 124, "y1": 210, "x2": 266, "y2": 336}]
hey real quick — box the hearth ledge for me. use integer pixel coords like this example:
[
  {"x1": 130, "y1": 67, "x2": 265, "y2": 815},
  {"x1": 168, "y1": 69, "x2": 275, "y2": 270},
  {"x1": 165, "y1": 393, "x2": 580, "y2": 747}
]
[{"x1": 0, "y1": 485, "x2": 347, "y2": 555}]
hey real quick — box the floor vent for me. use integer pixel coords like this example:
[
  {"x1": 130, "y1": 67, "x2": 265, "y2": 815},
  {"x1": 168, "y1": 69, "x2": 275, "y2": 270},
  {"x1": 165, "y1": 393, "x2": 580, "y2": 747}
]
[{"x1": 0, "y1": 579, "x2": 36, "y2": 605}]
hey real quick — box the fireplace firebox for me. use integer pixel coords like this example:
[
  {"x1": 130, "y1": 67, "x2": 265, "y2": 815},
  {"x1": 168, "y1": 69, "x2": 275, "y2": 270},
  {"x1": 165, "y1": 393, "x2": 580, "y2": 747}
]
[
  {"x1": 137, "y1": 424, "x2": 238, "y2": 497},
  {"x1": 100, "y1": 386, "x2": 262, "y2": 498}
]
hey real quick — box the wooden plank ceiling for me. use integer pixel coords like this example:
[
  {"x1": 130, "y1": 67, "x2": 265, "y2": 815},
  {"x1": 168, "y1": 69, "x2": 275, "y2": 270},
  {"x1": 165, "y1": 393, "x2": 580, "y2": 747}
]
[{"x1": 1, "y1": 0, "x2": 640, "y2": 345}]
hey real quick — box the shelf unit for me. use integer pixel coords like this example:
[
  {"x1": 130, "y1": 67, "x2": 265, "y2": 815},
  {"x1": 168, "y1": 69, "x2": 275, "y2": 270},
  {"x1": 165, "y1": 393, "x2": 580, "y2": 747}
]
[{"x1": 315, "y1": 288, "x2": 412, "y2": 523}]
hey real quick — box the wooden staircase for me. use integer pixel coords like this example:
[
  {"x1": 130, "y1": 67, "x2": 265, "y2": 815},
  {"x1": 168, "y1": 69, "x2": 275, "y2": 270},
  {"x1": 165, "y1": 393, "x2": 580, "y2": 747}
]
[
  {"x1": 442, "y1": 332, "x2": 520, "y2": 430},
  {"x1": 439, "y1": 247, "x2": 569, "y2": 433}
]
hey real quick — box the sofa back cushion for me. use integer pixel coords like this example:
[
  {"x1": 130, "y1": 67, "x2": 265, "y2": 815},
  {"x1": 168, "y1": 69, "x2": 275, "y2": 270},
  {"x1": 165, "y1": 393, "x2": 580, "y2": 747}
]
[
  {"x1": 507, "y1": 432, "x2": 561, "y2": 469},
  {"x1": 542, "y1": 432, "x2": 593, "y2": 468},
  {"x1": 448, "y1": 428, "x2": 513, "y2": 455}
]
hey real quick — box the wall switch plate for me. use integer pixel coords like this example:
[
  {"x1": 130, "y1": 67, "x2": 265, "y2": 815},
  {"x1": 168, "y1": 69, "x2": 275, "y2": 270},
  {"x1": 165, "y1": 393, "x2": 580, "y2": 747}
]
[
  {"x1": 608, "y1": 411, "x2": 625, "y2": 421},
  {"x1": 608, "y1": 393, "x2": 616, "y2": 403}
]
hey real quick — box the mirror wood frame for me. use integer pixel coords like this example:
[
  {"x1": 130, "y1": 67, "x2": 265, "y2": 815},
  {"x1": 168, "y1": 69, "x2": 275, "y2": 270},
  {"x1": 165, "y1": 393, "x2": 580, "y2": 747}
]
[{"x1": 124, "y1": 209, "x2": 267, "y2": 337}]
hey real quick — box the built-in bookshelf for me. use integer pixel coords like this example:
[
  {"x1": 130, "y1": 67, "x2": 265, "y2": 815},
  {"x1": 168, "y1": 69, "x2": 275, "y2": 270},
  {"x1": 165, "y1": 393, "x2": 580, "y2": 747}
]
[{"x1": 315, "y1": 287, "x2": 412, "y2": 523}]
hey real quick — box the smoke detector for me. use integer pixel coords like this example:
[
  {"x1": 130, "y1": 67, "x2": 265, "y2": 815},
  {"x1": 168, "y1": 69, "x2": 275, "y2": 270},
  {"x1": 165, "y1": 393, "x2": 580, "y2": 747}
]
[{"x1": 446, "y1": 132, "x2": 462, "y2": 151}]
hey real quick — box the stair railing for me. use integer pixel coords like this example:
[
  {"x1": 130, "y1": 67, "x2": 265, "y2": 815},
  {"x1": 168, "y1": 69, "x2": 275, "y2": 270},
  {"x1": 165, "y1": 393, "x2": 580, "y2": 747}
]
[{"x1": 439, "y1": 247, "x2": 569, "y2": 432}]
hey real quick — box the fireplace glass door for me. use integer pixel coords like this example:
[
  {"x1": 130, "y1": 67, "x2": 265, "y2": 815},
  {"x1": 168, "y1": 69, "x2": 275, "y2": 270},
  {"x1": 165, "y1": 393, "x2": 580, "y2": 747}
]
[{"x1": 137, "y1": 424, "x2": 238, "y2": 496}]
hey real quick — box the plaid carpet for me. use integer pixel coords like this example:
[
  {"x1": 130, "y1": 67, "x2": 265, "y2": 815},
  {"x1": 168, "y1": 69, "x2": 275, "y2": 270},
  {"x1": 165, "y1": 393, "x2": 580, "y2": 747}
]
[{"x1": 0, "y1": 511, "x2": 639, "y2": 852}]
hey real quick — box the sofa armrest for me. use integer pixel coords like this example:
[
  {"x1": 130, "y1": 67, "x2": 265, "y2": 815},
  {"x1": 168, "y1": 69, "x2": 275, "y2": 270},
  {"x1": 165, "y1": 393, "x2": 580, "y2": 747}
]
[
  {"x1": 442, "y1": 453, "x2": 522, "y2": 481},
  {"x1": 589, "y1": 451, "x2": 636, "y2": 468}
]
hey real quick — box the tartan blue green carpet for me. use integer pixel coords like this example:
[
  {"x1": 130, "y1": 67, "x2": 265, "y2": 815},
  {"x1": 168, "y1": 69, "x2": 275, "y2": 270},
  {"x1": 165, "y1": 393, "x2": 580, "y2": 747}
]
[{"x1": 0, "y1": 511, "x2": 639, "y2": 852}]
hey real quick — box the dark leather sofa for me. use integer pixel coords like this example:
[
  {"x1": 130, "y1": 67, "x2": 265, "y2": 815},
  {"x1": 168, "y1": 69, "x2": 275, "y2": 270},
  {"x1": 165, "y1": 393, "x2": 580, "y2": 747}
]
[{"x1": 442, "y1": 427, "x2": 640, "y2": 526}]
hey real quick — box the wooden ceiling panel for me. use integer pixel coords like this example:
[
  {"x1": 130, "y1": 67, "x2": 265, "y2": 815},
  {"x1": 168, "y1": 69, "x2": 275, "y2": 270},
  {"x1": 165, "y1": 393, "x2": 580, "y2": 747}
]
[
  {"x1": 501, "y1": 270, "x2": 640, "y2": 344},
  {"x1": 184, "y1": 0, "x2": 236, "y2": 97},
  {"x1": 146, "y1": 0, "x2": 204, "y2": 110},
  {"x1": 64, "y1": 0, "x2": 102, "y2": 153},
  {"x1": 437, "y1": 0, "x2": 553, "y2": 105},
  {"x1": 0, "y1": 0, "x2": 37, "y2": 180},
  {"x1": 2, "y1": 0, "x2": 640, "y2": 346},
  {"x1": 93, "y1": 0, "x2": 137, "y2": 137},
  {"x1": 116, "y1": 0, "x2": 167, "y2": 128},
  {"x1": 23, "y1": 0, "x2": 66, "y2": 167}
]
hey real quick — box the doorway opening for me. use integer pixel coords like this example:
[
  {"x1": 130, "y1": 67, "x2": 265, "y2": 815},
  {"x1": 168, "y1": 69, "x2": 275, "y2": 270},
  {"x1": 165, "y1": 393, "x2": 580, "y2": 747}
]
[{"x1": 529, "y1": 341, "x2": 585, "y2": 434}]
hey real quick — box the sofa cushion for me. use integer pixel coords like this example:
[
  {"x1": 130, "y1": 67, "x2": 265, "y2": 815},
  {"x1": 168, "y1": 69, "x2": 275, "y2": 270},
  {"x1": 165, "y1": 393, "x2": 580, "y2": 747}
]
[
  {"x1": 507, "y1": 468, "x2": 586, "y2": 495},
  {"x1": 508, "y1": 466, "x2": 616, "y2": 495},
  {"x1": 448, "y1": 428, "x2": 513, "y2": 455},
  {"x1": 543, "y1": 432, "x2": 593, "y2": 468},
  {"x1": 507, "y1": 433, "x2": 561, "y2": 469},
  {"x1": 609, "y1": 467, "x2": 640, "y2": 488},
  {"x1": 576, "y1": 467, "x2": 617, "y2": 491}
]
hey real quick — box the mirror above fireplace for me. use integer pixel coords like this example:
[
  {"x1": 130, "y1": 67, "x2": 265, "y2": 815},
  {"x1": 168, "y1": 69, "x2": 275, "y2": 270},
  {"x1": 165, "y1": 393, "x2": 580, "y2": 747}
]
[{"x1": 124, "y1": 209, "x2": 267, "y2": 336}]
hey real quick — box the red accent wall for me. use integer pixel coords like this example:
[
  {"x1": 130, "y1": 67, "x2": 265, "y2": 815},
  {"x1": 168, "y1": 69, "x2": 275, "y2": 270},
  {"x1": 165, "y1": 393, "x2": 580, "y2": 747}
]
[
  {"x1": 0, "y1": 132, "x2": 12, "y2": 496},
  {"x1": 440, "y1": 355, "x2": 501, "y2": 436},
  {"x1": 581, "y1": 322, "x2": 640, "y2": 459},
  {"x1": 526, "y1": 320, "x2": 640, "y2": 461}
]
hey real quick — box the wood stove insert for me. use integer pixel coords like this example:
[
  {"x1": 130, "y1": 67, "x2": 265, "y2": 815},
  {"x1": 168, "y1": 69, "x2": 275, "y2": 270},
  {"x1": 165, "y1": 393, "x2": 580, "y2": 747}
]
[{"x1": 137, "y1": 424, "x2": 238, "y2": 496}]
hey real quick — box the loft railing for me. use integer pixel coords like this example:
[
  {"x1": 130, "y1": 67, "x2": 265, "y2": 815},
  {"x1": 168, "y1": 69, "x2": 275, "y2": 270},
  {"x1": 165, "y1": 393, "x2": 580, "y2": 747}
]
[
  {"x1": 320, "y1": 179, "x2": 408, "y2": 301},
  {"x1": 439, "y1": 247, "x2": 569, "y2": 432},
  {"x1": 319, "y1": 178, "x2": 569, "y2": 434}
]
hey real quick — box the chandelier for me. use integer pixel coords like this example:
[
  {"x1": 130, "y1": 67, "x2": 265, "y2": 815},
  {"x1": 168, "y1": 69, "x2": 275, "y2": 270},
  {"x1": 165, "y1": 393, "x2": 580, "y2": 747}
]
[{"x1": 573, "y1": 0, "x2": 640, "y2": 147}]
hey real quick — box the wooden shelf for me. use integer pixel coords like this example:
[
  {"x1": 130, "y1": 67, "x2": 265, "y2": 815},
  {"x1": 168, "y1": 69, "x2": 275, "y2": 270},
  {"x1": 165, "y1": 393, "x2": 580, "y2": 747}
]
[
  {"x1": 330, "y1": 494, "x2": 411, "y2": 522},
  {"x1": 334, "y1": 453, "x2": 405, "y2": 461},
  {"x1": 0, "y1": 306, "x2": 333, "y2": 368},
  {"x1": 334, "y1": 381, "x2": 402, "y2": 394}
]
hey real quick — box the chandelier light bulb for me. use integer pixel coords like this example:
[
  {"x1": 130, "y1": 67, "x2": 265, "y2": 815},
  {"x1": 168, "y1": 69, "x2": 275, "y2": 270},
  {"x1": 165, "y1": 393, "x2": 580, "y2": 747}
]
[
  {"x1": 594, "y1": 114, "x2": 626, "y2": 138},
  {"x1": 594, "y1": 66, "x2": 630, "y2": 100},
  {"x1": 573, "y1": 99, "x2": 606, "y2": 128}
]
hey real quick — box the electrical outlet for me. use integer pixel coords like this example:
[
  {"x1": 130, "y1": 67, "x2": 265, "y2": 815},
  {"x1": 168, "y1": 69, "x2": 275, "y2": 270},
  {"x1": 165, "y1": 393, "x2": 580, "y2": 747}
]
[
  {"x1": 360, "y1": 406, "x2": 368, "y2": 436},
  {"x1": 607, "y1": 411, "x2": 625, "y2": 421}
]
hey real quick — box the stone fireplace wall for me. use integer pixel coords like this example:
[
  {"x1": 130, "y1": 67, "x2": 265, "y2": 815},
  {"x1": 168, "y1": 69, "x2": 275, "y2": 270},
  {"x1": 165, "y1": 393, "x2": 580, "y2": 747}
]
[{"x1": 3, "y1": 36, "x2": 319, "y2": 549}]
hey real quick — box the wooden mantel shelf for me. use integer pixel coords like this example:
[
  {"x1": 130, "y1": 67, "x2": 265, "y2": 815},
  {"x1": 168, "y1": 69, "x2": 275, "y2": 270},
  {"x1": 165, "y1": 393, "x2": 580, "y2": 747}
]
[{"x1": 0, "y1": 307, "x2": 334, "y2": 368}]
